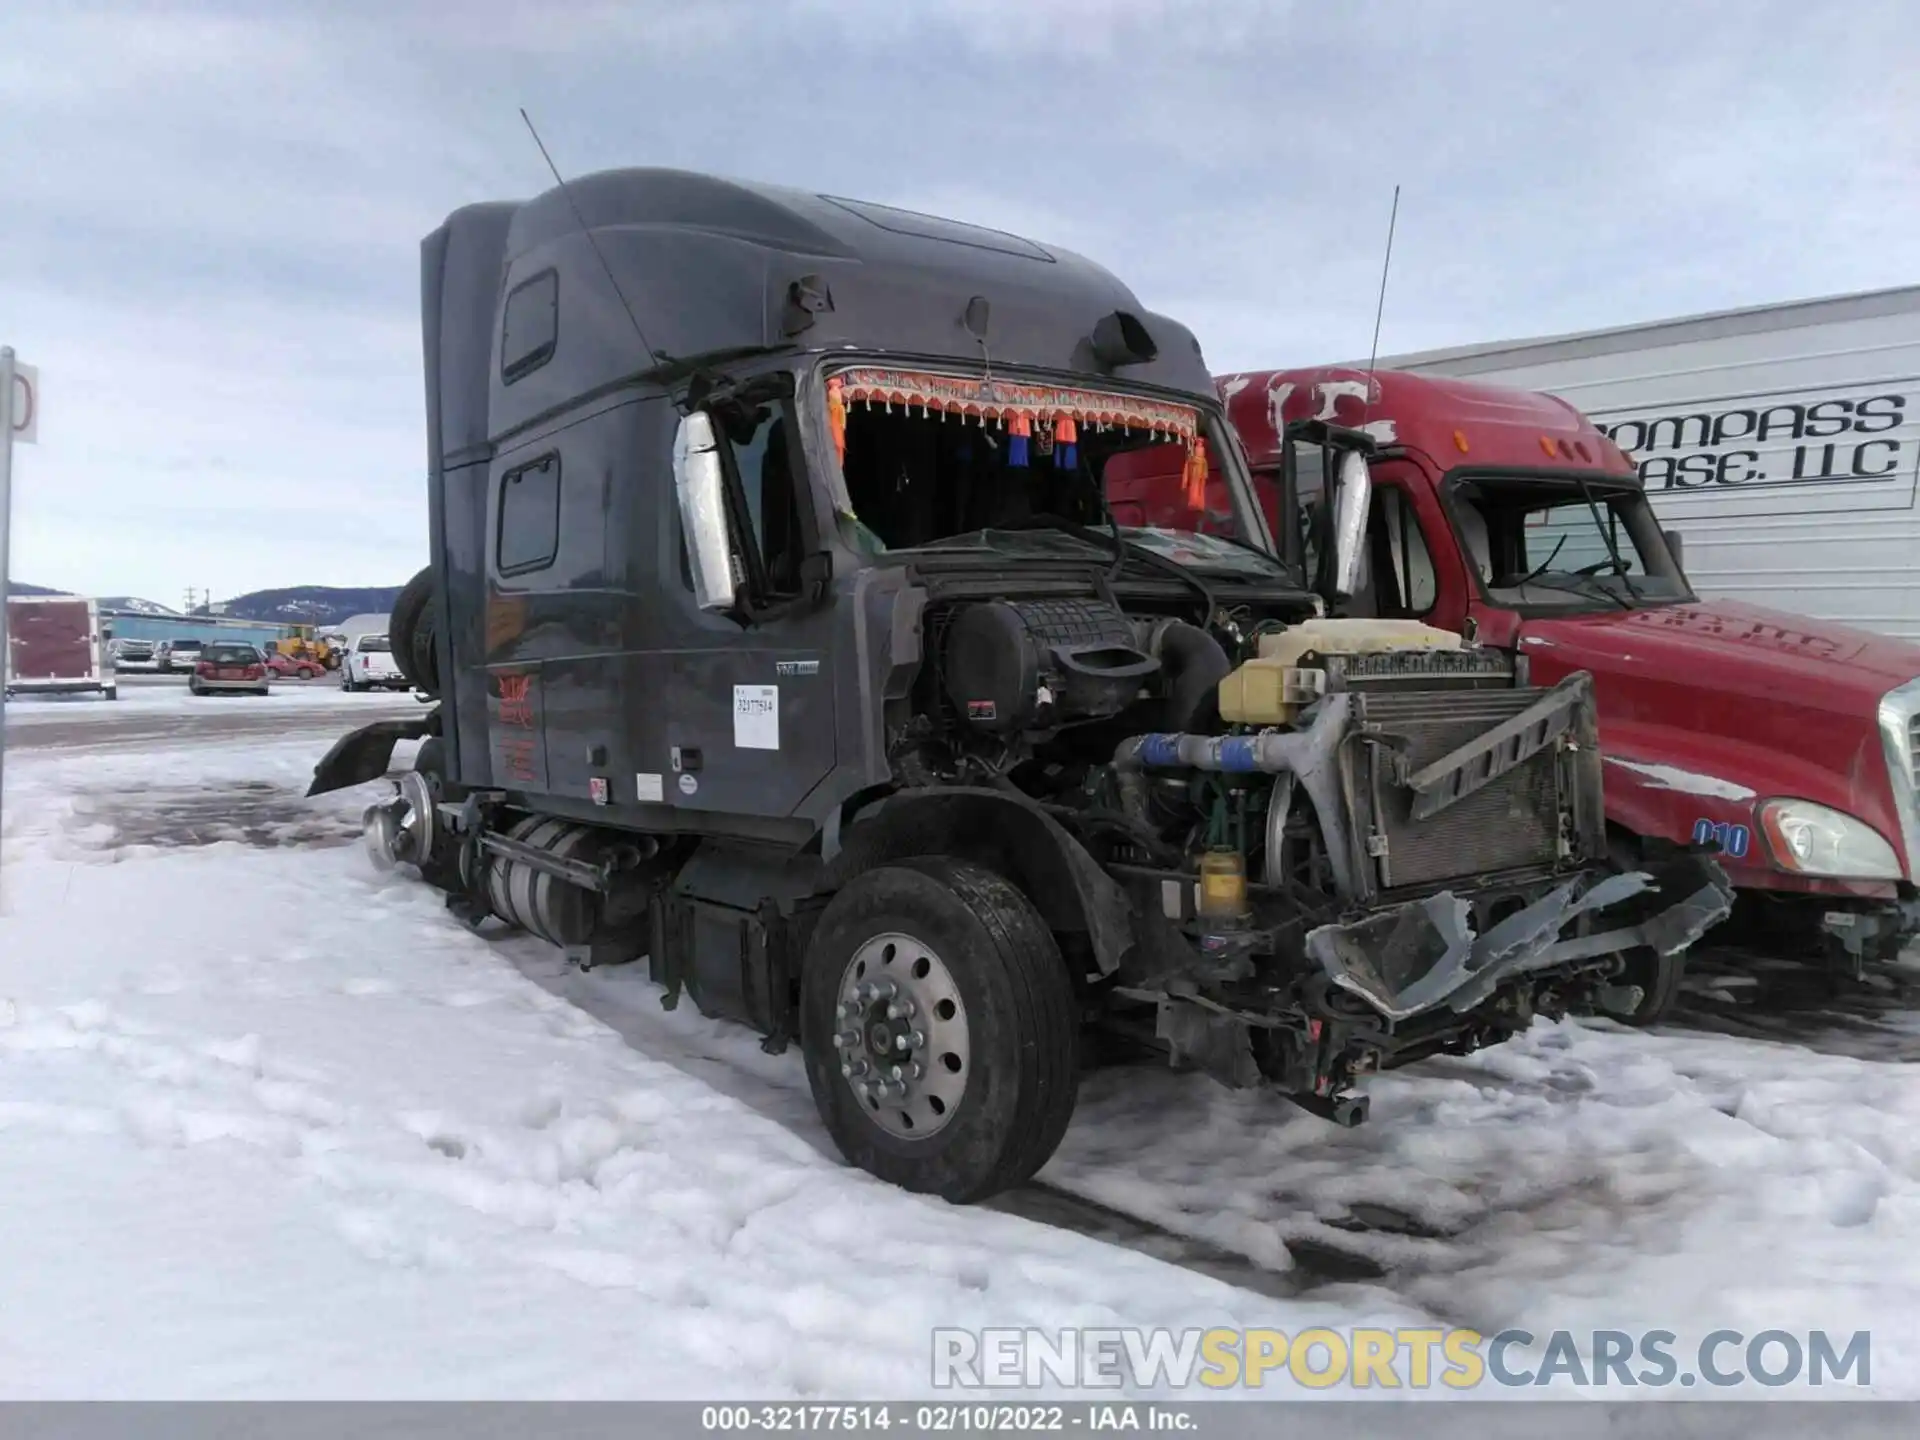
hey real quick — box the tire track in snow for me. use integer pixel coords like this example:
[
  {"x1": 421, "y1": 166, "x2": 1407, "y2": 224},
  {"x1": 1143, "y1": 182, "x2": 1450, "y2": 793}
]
[{"x1": 499, "y1": 939, "x2": 1408, "y2": 1306}]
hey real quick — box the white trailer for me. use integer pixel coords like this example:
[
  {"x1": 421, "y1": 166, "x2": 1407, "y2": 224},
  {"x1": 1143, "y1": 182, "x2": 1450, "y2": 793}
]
[{"x1": 1370, "y1": 285, "x2": 1920, "y2": 639}]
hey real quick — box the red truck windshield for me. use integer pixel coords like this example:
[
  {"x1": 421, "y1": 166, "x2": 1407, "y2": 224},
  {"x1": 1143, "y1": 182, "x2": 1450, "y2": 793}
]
[{"x1": 1449, "y1": 477, "x2": 1691, "y2": 609}]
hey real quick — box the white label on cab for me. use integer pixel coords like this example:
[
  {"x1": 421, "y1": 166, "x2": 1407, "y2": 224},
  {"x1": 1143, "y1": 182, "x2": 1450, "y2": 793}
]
[{"x1": 733, "y1": 684, "x2": 780, "y2": 750}]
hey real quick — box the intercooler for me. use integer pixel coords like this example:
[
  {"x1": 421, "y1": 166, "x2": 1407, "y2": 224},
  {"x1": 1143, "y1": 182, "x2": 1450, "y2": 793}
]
[{"x1": 1342, "y1": 685, "x2": 1600, "y2": 901}]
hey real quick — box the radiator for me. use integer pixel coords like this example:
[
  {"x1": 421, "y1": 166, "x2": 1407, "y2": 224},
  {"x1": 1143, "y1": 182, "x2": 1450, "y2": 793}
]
[{"x1": 1345, "y1": 688, "x2": 1584, "y2": 898}]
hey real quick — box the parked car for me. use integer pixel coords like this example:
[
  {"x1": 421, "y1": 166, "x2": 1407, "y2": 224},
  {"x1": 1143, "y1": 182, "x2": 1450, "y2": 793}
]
[
  {"x1": 109, "y1": 637, "x2": 156, "y2": 667},
  {"x1": 341, "y1": 633, "x2": 406, "y2": 691},
  {"x1": 157, "y1": 639, "x2": 204, "y2": 674},
  {"x1": 187, "y1": 642, "x2": 271, "y2": 697},
  {"x1": 265, "y1": 651, "x2": 325, "y2": 680}
]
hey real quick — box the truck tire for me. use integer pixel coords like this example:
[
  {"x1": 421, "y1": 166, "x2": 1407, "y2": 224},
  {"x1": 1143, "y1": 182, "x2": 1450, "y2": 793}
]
[
  {"x1": 1607, "y1": 947, "x2": 1685, "y2": 1026},
  {"x1": 410, "y1": 737, "x2": 465, "y2": 892},
  {"x1": 800, "y1": 858, "x2": 1079, "y2": 1203},
  {"x1": 390, "y1": 566, "x2": 439, "y2": 697}
]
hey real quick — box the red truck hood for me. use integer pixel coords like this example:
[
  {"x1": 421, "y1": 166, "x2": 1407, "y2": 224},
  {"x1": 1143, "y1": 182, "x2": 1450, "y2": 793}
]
[
  {"x1": 1524, "y1": 600, "x2": 1920, "y2": 712},
  {"x1": 1519, "y1": 599, "x2": 1920, "y2": 867}
]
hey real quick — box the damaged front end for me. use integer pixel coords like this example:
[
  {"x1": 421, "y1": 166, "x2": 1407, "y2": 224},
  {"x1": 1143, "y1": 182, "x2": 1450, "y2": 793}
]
[{"x1": 1100, "y1": 669, "x2": 1734, "y2": 1125}]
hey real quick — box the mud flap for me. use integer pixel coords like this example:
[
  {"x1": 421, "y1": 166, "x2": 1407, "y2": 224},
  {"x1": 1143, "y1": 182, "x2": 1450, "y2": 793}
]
[
  {"x1": 306, "y1": 716, "x2": 435, "y2": 797},
  {"x1": 1304, "y1": 856, "x2": 1734, "y2": 1023}
]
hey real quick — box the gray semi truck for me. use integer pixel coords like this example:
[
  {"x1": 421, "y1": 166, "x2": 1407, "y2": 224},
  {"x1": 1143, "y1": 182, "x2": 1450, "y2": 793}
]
[{"x1": 309, "y1": 168, "x2": 1730, "y2": 1202}]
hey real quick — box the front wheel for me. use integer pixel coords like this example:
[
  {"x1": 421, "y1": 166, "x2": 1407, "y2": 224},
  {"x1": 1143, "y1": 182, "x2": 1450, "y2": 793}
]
[
  {"x1": 1603, "y1": 946, "x2": 1686, "y2": 1026},
  {"x1": 800, "y1": 858, "x2": 1079, "y2": 1203}
]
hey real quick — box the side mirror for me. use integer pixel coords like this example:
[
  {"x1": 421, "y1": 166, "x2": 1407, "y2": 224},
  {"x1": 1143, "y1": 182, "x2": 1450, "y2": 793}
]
[
  {"x1": 1662, "y1": 527, "x2": 1685, "y2": 573},
  {"x1": 1328, "y1": 449, "x2": 1373, "y2": 600},
  {"x1": 673, "y1": 411, "x2": 739, "y2": 613}
]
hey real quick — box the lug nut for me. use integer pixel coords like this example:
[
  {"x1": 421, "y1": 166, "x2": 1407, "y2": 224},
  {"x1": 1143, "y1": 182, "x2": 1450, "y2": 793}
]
[
  {"x1": 908, "y1": 1062, "x2": 924, "y2": 1080},
  {"x1": 904, "y1": 1029, "x2": 925, "y2": 1051},
  {"x1": 888, "y1": 1064, "x2": 904, "y2": 1081},
  {"x1": 887, "y1": 999, "x2": 916, "y2": 1020},
  {"x1": 876, "y1": 1080, "x2": 906, "y2": 1100},
  {"x1": 875, "y1": 979, "x2": 898, "y2": 1000},
  {"x1": 838, "y1": 1000, "x2": 861, "y2": 1019},
  {"x1": 842, "y1": 1059, "x2": 870, "y2": 1079},
  {"x1": 833, "y1": 1031, "x2": 859, "y2": 1050}
]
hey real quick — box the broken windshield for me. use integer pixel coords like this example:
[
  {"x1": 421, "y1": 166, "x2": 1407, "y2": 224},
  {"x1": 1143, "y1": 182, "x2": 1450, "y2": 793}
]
[
  {"x1": 819, "y1": 364, "x2": 1294, "y2": 583},
  {"x1": 1449, "y1": 476, "x2": 1691, "y2": 610}
]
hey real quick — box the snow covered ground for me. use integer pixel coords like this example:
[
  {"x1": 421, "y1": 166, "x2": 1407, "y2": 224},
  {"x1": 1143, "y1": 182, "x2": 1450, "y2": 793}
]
[{"x1": 1, "y1": 713, "x2": 1915, "y2": 1400}]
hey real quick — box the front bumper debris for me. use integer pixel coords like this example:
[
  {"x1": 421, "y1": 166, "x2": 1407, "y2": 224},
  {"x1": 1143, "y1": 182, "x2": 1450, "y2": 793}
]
[
  {"x1": 1306, "y1": 853, "x2": 1734, "y2": 1022},
  {"x1": 1819, "y1": 897, "x2": 1920, "y2": 975},
  {"x1": 307, "y1": 715, "x2": 435, "y2": 797}
]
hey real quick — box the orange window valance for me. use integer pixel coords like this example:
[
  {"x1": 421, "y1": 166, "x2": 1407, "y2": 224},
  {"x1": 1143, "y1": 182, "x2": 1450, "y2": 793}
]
[{"x1": 825, "y1": 366, "x2": 1210, "y2": 506}]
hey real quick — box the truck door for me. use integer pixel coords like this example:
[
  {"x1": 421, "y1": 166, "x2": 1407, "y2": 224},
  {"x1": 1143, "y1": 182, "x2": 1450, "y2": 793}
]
[
  {"x1": 1331, "y1": 463, "x2": 1471, "y2": 629},
  {"x1": 652, "y1": 395, "x2": 839, "y2": 821}
]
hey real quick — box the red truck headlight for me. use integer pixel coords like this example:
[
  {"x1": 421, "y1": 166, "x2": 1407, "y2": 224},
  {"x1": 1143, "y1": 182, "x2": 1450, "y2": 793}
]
[{"x1": 1758, "y1": 798, "x2": 1902, "y2": 881}]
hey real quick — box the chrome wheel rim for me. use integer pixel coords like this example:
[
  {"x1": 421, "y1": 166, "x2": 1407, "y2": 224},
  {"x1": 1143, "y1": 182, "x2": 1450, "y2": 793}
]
[{"x1": 833, "y1": 931, "x2": 970, "y2": 1139}]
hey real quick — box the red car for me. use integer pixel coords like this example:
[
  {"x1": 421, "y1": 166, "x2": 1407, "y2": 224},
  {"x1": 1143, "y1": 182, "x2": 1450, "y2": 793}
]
[
  {"x1": 188, "y1": 642, "x2": 271, "y2": 697},
  {"x1": 265, "y1": 652, "x2": 325, "y2": 679}
]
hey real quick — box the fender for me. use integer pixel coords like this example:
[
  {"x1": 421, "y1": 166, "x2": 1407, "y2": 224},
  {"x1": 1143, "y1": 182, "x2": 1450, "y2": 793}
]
[
  {"x1": 825, "y1": 787, "x2": 1139, "y2": 975},
  {"x1": 1598, "y1": 719, "x2": 1899, "y2": 898},
  {"x1": 307, "y1": 712, "x2": 437, "y2": 797}
]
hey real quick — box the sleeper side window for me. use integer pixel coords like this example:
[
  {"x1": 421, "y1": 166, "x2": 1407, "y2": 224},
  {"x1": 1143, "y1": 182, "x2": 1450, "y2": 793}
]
[
  {"x1": 498, "y1": 453, "x2": 561, "y2": 576},
  {"x1": 501, "y1": 269, "x2": 558, "y2": 384}
]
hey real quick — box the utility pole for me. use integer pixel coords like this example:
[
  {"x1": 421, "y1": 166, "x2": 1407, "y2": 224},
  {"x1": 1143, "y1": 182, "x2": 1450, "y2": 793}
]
[
  {"x1": 1, "y1": 347, "x2": 16, "y2": 873},
  {"x1": 1, "y1": 345, "x2": 35, "y2": 888}
]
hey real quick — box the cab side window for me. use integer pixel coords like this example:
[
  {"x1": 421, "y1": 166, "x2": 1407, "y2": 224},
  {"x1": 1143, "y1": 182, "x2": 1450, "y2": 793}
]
[
  {"x1": 1289, "y1": 442, "x2": 1326, "y2": 580},
  {"x1": 1368, "y1": 485, "x2": 1437, "y2": 617},
  {"x1": 677, "y1": 399, "x2": 810, "y2": 602},
  {"x1": 725, "y1": 405, "x2": 806, "y2": 598}
]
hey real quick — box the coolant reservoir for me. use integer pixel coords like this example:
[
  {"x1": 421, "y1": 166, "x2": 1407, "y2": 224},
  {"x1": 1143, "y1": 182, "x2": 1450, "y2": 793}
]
[{"x1": 1218, "y1": 618, "x2": 1463, "y2": 725}]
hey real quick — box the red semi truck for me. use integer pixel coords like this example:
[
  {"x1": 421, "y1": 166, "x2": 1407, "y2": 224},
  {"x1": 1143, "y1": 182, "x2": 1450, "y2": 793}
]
[
  {"x1": 1106, "y1": 367, "x2": 1920, "y2": 972},
  {"x1": 3, "y1": 595, "x2": 117, "y2": 700}
]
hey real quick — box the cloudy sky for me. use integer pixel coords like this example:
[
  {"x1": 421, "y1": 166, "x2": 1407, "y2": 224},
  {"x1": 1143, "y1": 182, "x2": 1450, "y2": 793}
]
[{"x1": 2, "y1": 0, "x2": 1914, "y2": 603}]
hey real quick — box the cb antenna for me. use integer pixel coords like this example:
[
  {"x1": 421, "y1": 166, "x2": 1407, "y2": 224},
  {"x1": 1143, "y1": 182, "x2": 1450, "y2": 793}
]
[
  {"x1": 1360, "y1": 183, "x2": 1401, "y2": 426},
  {"x1": 518, "y1": 108, "x2": 662, "y2": 373}
]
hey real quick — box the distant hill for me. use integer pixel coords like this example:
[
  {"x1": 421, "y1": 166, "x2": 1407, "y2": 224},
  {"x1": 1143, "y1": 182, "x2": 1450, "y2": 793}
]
[
  {"x1": 99, "y1": 596, "x2": 180, "y2": 616},
  {"x1": 208, "y1": 585, "x2": 405, "y2": 627},
  {"x1": 10, "y1": 582, "x2": 405, "y2": 626}
]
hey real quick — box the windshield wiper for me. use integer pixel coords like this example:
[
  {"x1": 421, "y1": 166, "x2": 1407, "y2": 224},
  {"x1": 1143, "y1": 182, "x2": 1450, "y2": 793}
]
[
  {"x1": 1519, "y1": 572, "x2": 1633, "y2": 611},
  {"x1": 1569, "y1": 474, "x2": 1644, "y2": 605}
]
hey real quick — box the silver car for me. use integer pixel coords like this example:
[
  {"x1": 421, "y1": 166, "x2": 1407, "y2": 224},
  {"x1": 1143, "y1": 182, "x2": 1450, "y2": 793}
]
[
  {"x1": 157, "y1": 639, "x2": 204, "y2": 673},
  {"x1": 186, "y1": 641, "x2": 272, "y2": 697}
]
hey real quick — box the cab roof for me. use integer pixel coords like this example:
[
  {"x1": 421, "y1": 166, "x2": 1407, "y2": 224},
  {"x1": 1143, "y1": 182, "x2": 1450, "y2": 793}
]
[
  {"x1": 424, "y1": 167, "x2": 1216, "y2": 463},
  {"x1": 1215, "y1": 366, "x2": 1638, "y2": 478}
]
